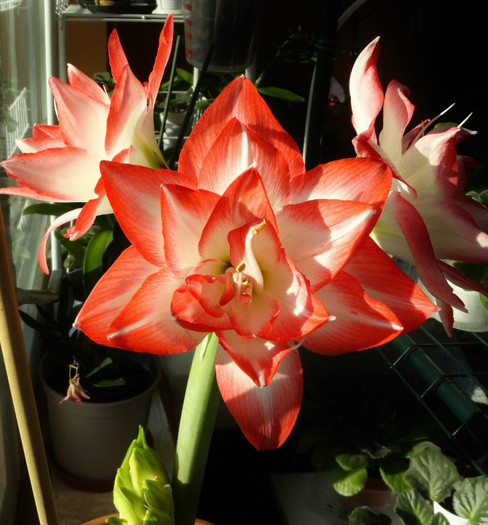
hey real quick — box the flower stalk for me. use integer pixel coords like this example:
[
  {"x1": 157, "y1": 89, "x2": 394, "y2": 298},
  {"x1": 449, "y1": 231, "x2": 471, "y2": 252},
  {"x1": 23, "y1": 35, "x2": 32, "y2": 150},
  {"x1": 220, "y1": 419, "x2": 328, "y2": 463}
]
[{"x1": 172, "y1": 332, "x2": 220, "y2": 525}]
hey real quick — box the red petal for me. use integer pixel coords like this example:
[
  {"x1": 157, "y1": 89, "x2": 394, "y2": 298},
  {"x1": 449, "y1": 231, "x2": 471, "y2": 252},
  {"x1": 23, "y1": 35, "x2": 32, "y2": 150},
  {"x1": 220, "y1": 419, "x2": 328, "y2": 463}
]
[
  {"x1": 67, "y1": 64, "x2": 110, "y2": 105},
  {"x1": 0, "y1": 147, "x2": 101, "y2": 202},
  {"x1": 217, "y1": 331, "x2": 291, "y2": 387},
  {"x1": 304, "y1": 271, "x2": 404, "y2": 354},
  {"x1": 75, "y1": 246, "x2": 157, "y2": 346},
  {"x1": 215, "y1": 346, "x2": 303, "y2": 450},
  {"x1": 291, "y1": 157, "x2": 392, "y2": 211},
  {"x1": 160, "y1": 184, "x2": 220, "y2": 273},
  {"x1": 49, "y1": 76, "x2": 109, "y2": 152},
  {"x1": 388, "y1": 192, "x2": 465, "y2": 310},
  {"x1": 109, "y1": 263, "x2": 204, "y2": 354},
  {"x1": 349, "y1": 36, "x2": 383, "y2": 139},
  {"x1": 344, "y1": 237, "x2": 436, "y2": 333},
  {"x1": 179, "y1": 77, "x2": 304, "y2": 182},
  {"x1": 100, "y1": 161, "x2": 194, "y2": 266},
  {"x1": 277, "y1": 198, "x2": 376, "y2": 290},
  {"x1": 147, "y1": 15, "x2": 174, "y2": 103},
  {"x1": 197, "y1": 118, "x2": 291, "y2": 210},
  {"x1": 199, "y1": 169, "x2": 278, "y2": 259}
]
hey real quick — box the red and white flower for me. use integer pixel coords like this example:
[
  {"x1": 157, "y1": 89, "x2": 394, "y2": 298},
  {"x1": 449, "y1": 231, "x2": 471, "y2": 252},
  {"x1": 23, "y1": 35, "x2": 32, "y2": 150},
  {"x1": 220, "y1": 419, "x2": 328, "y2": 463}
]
[
  {"x1": 349, "y1": 37, "x2": 488, "y2": 333},
  {"x1": 75, "y1": 78, "x2": 435, "y2": 450},
  {"x1": 0, "y1": 15, "x2": 174, "y2": 273}
]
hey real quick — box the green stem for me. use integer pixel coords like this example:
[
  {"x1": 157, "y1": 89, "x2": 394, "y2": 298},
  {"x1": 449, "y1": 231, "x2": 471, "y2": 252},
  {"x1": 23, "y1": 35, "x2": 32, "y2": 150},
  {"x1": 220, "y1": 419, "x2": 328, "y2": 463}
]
[{"x1": 172, "y1": 332, "x2": 220, "y2": 525}]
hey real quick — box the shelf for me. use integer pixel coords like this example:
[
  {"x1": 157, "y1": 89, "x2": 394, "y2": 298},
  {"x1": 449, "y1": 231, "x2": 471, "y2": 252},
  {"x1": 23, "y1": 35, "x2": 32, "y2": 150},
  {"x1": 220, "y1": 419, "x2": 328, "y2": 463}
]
[
  {"x1": 57, "y1": 4, "x2": 184, "y2": 23},
  {"x1": 377, "y1": 319, "x2": 488, "y2": 477}
]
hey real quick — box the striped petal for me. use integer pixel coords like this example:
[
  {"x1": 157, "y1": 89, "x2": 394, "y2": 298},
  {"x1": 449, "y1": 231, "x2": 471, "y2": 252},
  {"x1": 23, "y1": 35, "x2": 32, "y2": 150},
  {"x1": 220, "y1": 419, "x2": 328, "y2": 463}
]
[{"x1": 215, "y1": 346, "x2": 303, "y2": 450}]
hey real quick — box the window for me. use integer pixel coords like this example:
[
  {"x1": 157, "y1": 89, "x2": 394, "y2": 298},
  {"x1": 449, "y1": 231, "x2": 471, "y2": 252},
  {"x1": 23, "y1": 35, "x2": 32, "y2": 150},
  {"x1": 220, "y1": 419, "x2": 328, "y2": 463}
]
[{"x1": 1, "y1": 1, "x2": 52, "y2": 522}]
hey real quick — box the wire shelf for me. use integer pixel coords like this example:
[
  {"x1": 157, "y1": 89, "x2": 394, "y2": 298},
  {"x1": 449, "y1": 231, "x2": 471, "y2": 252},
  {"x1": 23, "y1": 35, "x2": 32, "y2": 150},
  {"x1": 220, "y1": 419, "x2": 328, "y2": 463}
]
[{"x1": 377, "y1": 319, "x2": 488, "y2": 478}]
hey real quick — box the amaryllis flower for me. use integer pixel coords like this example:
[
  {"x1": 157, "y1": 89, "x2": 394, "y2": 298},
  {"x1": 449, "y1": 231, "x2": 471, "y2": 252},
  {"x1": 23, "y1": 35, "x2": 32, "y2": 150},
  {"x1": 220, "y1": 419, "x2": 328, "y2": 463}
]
[
  {"x1": 0, "y1": 16, "x2": 174, "y2": 274},
  {"x1": 350, "y1": 37, "x2": 488, "y2": 333},
  {"x1": 75, "y1": 78, "x2": 434, "y2": 450}
]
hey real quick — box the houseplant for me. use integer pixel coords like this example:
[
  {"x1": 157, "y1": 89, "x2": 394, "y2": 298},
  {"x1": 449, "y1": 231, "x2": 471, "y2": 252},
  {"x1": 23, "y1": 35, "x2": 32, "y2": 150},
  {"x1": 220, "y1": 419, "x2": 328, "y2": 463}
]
[
  {"x1": 295, "y1": 378, "x2": 431, "y2": 514},
  {"x1": 348, "y1": 441, "x2": 488, "y2": 525},
  {"x1": 2, "y1": 22, "x2": 488, "y2": 525},
  {"x1": 395, "y1": 442, "x2": 488, "y2": 525}
]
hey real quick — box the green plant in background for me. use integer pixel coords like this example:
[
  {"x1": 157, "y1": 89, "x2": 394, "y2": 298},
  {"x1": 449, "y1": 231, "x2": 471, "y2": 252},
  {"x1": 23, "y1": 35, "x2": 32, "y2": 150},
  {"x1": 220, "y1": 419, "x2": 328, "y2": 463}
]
[
  {"x1": 395, "y1": 442, "x2": 488, "y2": 525},
  {"x1": 107, "y1": 425, "x2": 175, "y2": 525},
  {"x1": 296, "y1": 384, "x2": 431, "y2": 497}
]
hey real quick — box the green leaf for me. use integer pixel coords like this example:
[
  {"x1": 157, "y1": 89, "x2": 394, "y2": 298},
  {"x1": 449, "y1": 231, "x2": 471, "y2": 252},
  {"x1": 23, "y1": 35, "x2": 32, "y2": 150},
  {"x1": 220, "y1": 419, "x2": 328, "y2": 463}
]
[
  {"x1": 257, "y1": 86, "x2": 305, "y2": 102},
  {"x1": 453, "y1": 477, "x2": 488, "y2": 525},
  {"x1": 405, "y1": 444, "x2": 459, "y2": 502},
  {"x1": 330, "y1": 463, "x2": 368, "y2": 496},
  {"x1": 23, "y1": 202, "x2": 79, "y2": 217},
  {"x1": 335, "y1": 452, "x2": 370, "y2": 472},
  {"x1": 175, "y1": 67, "x2": 193, "y2": 85},
  {"x1": 54, "y1": 230, "x2": 86, "y2": 268},
  {"x1": 349, "y1": 507, "x2": 392, "y2": 525},
  {"x1": 83, "y1": 228, "x2": 114, "y2": 294},
  {"x1": 379, "y1": 457, "x2": 411, "y2": 493},
  {"x1": 395, "y1": 489, "x2": 436, "y2": 525}
]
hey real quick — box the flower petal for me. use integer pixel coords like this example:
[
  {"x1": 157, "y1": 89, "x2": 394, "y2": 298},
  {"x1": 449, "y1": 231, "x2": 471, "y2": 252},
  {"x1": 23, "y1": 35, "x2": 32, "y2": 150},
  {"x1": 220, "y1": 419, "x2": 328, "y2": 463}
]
[
  {"x1": 161, "y1": 184, "x2": 220, "y2": 273},
  {"x1": 0, "y1": 147, "x2": 100, "y2": 202},
  {"x1": 49, "y1": 76, "x2": 109, "y2": 154},
  {"x1": 277, "y1": 198, "x2": 376, "y2": 290},
  {"x1": 303, "y1": 270, "x2": 404, "y2": 354},
  {"x1": 75, "y1": 245, "x2": 156, "y2": 346},
  {"x1": 217, "y1": 331, "x2": 291, "y2": 387},
  {"x1": 215, "y1": 346, "x2": 303, "y2": 450},
  {"x1": 100, "y1": 161, "x2": 194, "y2": 266},
  {"x1": 179, "y1": 77, "x2": 305, "y2": 182},
  {"x1": 349, "y1": 36, "x2": 383, "y2": 140},
  {"x1": 291, "y1": 157, "x2": 392, "y2": 210},
  {"x1": 343, "y1": 237, "x2": 436, "y2": 332}
]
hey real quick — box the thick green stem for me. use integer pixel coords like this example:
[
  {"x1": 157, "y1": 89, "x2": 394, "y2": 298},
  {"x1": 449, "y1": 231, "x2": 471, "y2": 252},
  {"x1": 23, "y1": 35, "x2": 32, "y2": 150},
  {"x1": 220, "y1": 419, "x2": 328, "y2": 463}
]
[{"x1": 172, "y1": 333, "x2": 220, "y2": 525}]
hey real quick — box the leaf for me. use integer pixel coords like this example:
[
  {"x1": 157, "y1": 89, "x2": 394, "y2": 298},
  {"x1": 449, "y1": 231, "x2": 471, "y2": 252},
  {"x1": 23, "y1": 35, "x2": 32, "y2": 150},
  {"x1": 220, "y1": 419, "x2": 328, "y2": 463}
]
[
  {"x1": 336, "y1": 452, "x2": 371, "y2": 472},
  {"x1": 349, "y1": 507, "x2": 392, "y2": 525},
  {"x1": 23, "y1": 202, "x2": 79, "y2": 217},
  {"x1": 453, "y1": 476, "x2": 488, "y2": 525},
  {"x1": 83, "y1": 228, "x2": 114, "y2": 295},
  {"x1": 330, "y1": 463, "x2": 368, "y2": 496},
  {"x1": 395, "y1": 489, "x2": 436, "y2": 525},
  {"x1": 257, "y1": 86, "x2": 305, "y2": 102},
  {"x1": 405, "y1": 444, "x2": 459, "y2": 502},
  {"x1": 379, "y1": 457, "x2": 411, "y2": 493}
]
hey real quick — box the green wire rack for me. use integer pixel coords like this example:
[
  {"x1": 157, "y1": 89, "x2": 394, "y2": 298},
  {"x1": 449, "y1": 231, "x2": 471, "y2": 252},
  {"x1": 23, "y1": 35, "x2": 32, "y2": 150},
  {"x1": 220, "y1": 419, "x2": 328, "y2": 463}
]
[{"x1": 377, "y1": 319, "x2": 488, "y2": 477}]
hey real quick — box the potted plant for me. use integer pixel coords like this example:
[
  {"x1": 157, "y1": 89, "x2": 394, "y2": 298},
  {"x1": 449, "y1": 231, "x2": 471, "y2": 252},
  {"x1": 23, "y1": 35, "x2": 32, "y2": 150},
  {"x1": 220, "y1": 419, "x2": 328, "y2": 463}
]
[
  {"x1": 295, "y1": 381, "x2": 432, "y2": 514},
  {"x1": 395, "y1": 442, "x2": 488, "y2": 525}
]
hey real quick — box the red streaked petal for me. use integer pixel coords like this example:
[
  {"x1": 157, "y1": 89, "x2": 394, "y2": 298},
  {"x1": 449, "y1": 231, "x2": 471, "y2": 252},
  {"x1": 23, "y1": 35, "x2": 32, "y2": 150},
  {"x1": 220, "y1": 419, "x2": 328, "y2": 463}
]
[
  {"x1": 379, "y1": 80, "x2": 415, "y2": 160},
  {"x1": 0, "y1": 148, "x2": 101, "y2": 202},
  {"x1": 197, "y1": 119, "x2": 291, "y2": 210},
  {"x1": 100, "y1": 161, "x2": 194, "y2": 266},
  {"x1": 161, "y1": 184, "x2": 220, "y2": 273},
  {"x1": 49, "y1": 76, "x2": 109, "y2": 153},
  {"x1": 108, "y1": 263, "x2": 204, "y2": 354},
  {"x1": 17, "y1": 124, "x2": 64, "y2": 152},
  {"x1": 75, "y1": 245, "x2": 157, "y2": 346},
  {"x1": 179, "y1": 77, "x2": 304, "y2": 182},
  {"x1": 38, "y1": 208, "x2": 82, "y2": 274},
  {"x1": 304, "y1": 271, "x2": 404, "y2": 354},
  {"x1": 349, "y1": 36, "x2": 383, "y2": 138},
  {"x1": 217, "y1": 331, "x2": 291, "y2": 387},
  {"x1": 199, "y1": 169, "x2": 278, "y2": 260},
  {"x1": 387, "y1": 192, "x2": 465, "y2": 310},
  {"x1": 291, "y1": 157, "x2": 392, "y2": 210},
  {"x1": 344, "y1": 237, "x2": 436, "y2": 333},
  {"x1": 277, "y1": 199, "x2": 376, "y2": 290},
  {"x1": 147, "y1": 14, "x2": 174, "y2": 103},
  {"x1": 67, "y1": 64, "x2": 110, "y2": 105},
  {"x1": 215, "y1": 346, "x2": 303, "y2": 450}
]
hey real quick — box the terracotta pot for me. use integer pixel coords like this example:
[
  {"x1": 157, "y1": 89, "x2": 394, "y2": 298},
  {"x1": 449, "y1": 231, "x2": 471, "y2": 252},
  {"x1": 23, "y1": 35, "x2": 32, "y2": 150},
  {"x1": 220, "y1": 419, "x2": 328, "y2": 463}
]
[
  {"x1": 82, "y1": 516, "x2": 213, "y2": 525},
  {"x1": 338, "y1": 477, "x2": 395, "y2": 515}
]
